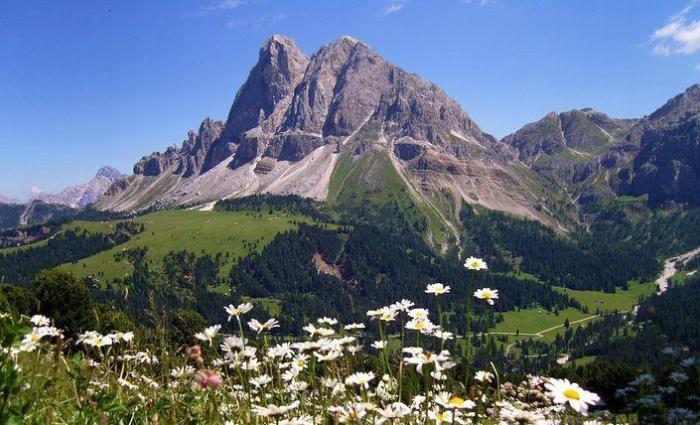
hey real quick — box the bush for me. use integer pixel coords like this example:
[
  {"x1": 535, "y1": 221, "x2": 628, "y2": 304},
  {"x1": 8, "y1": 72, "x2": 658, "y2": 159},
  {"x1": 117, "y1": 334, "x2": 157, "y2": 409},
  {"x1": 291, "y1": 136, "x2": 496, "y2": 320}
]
[
  {"x1": 0, "y1": 284, "x2": 37, "y2": 316},
  {"x1": 33, "y1": 270, "x2": 94, "y2": 336},
  {"x1": 169, "y1": 309, "x2": 206, "y2": 348}
]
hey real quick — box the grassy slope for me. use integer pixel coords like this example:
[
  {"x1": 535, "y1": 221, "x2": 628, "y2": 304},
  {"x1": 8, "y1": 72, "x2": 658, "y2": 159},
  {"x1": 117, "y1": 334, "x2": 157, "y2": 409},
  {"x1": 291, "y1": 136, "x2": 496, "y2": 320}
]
[
  {"x1": 554, "y1": 281, "x2": 656, "y2": 313},
  {"x1": 0, "y1": 220, "x2": 116, "y2": 254},
  {"x1": 491, "y1": 280, "x2": 656, "y2": 355},
  {"x1": 327, "y1": 127, "x2": 449, "y2": 245},
  {"x1": 493, "y1": 307, "x2": 589, "y2": 335},
  {"x1": 57, "y1": 209, "x2": 317, "y2": 283}
]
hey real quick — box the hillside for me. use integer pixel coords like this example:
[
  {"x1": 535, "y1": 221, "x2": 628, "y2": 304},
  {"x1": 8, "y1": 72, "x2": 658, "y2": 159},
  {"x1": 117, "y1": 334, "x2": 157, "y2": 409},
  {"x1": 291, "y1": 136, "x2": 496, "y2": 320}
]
[{"x1": 56, "y1": 209, "x2": 325, "y2": 285}]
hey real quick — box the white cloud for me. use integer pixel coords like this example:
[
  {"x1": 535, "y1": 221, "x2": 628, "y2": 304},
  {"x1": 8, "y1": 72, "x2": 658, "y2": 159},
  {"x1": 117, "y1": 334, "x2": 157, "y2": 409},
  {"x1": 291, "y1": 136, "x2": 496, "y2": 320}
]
[
  {"x1": 382, "y1": 0, "x2": 407, "y2": 15},
  {"x1": 30, "y1": 186, "x2": 42, "y2": 195},
  {"x1": 651, "y1": 1, "x2": 700, "y2": 55}
]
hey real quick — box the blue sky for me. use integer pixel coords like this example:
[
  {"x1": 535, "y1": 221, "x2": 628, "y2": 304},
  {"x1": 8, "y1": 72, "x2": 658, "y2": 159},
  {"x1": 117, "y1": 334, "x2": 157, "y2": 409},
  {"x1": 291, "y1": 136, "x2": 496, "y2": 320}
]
[{"x1": 1, "y1": 0, "x2": 700, "y2": 199}]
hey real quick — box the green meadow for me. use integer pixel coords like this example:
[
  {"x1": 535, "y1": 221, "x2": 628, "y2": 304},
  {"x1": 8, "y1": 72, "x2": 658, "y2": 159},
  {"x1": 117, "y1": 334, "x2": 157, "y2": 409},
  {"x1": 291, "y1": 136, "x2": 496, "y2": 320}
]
[{"x1": 58, "y1": 209, "x2": 320, "y2": 284}]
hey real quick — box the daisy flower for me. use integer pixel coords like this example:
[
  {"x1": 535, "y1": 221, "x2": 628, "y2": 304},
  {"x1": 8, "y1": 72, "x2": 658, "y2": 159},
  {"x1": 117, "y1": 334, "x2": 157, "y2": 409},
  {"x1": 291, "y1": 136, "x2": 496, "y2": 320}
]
[
  {"x1": 464, "y1": 256, "x2": 488, "y2": 271},
  {"x1": 248, "y1": 318, "x2": 280, "y2": 334},
  {"x1": 195, "y1": 325, "x2": 222, "y2": 346},
  {"x1": 545, "y1": 378, "x2": 600, "y2": 414},
  {"x1": 425, "y1": 283, "x2": 451, "y2": 296},
  {"x1": 224, "y1": 303, "x2": 253, "y2": 320},
  {"x1": 474, "y1": 288, "x2": 499, "y2": 305}
]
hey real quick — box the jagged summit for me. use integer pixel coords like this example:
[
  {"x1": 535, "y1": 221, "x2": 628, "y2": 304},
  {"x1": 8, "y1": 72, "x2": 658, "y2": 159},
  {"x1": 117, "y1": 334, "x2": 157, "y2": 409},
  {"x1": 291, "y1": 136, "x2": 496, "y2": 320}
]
[{"x1": 95, "y1": 166, "x2": 123, "y2": 180}]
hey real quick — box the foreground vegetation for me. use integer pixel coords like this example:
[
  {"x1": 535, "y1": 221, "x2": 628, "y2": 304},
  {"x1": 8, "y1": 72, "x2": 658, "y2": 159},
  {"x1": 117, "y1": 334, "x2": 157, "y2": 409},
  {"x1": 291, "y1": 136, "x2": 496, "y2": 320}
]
[
  {"x1": 2, "y1": 261, "x2": 699, "y2": 423},
  {"x1": 1, "y1": 260, "x2": 610, "y2": 424}
]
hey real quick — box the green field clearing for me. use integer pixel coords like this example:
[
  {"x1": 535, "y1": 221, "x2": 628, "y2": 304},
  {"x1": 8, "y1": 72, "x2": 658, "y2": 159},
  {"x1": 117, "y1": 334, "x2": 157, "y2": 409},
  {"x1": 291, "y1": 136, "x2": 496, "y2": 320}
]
[
  {"x1": 489, "y1": 281, "x2": 655, "y2": 357},
  {"x1": 57, "y1": 209, "x2": 320, "y2": 284},
  {"x1": 554, "y1": 281, "x2": 655, "y2": 313},
  {"x1": 493, "y1": 307, "x2": 590, "y2": 335}
]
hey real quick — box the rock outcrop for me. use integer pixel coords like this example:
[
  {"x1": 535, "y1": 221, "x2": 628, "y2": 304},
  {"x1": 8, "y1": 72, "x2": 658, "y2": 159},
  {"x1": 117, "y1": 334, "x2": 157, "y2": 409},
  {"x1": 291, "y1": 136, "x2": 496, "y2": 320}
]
[{"x1": 622, "y1": 85, "x2": 700, "y2": 205}]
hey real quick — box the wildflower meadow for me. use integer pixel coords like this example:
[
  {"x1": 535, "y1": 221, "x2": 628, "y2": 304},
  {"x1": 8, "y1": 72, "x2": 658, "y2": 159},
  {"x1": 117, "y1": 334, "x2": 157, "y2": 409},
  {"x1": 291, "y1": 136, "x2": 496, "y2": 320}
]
[{"x1": 0, "y1": 256, "x2": 682, "y2": 424}]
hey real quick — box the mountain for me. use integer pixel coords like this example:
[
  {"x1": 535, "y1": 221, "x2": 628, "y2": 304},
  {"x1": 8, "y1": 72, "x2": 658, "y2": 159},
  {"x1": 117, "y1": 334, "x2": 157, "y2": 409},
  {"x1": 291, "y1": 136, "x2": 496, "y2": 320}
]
[
  {"x1": 37, "y1": 166, "x2": 123, "y2": 209},
  {"x1": 0, "y1": 195, "x2": 19, "y2": 205},
  {"x1": 0, "y1": 200, "x2": 77, "y2": 229},
  {"x1": 620, "y1": 84, "x2": 700, "y2": 206},
  {"x1": 96, "y1": 34, "x2": 700, "y2": 237},
  {"x1": 98, "y1": 35, "x2": 555, "y2": 236},
  {"x1": 501, "y1": 109, "x2": 637, "y2": 204}
]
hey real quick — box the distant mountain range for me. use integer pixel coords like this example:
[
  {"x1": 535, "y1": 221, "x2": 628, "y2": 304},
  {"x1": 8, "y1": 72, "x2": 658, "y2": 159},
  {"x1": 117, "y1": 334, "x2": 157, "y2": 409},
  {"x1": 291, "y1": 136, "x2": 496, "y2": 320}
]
[
  {"x1": 0, "y1": 166, "x2": 123, "y2": 228},
  {"x1": 0, "y1": 195, "x2": 19, "y2": 205},
  {"x1": 35, "y1": 166, "x2": 123, "y2": 209}
]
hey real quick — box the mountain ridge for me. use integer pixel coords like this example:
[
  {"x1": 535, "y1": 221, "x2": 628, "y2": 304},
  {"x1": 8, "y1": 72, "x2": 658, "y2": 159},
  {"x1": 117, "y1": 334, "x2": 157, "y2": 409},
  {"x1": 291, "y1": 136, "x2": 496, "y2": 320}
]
[{"x1": 96, "y1": 34, "x2": 700, "y2": 238}]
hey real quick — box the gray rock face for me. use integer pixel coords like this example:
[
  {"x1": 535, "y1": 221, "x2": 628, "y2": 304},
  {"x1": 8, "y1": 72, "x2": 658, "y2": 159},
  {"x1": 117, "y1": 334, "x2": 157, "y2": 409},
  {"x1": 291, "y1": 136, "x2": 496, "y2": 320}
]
[
  {"x1": 376, "y1": 69, "x2": 494, "y2": 154},
  {"x1": 282, "y1": 37, "x2": 390, "y2": 136},
  {"x1": 624, "y1": 85, "x2": 700, "y2": 205},
  {"x1": 134, "y1": 118, "x2": 223, "y2": 177},
  {"x1": 127, "y1": 34, "x2": 496, "y2": 175},
  {"x1": 205, "y1": 35, "x2": 309, "y2": 171},
  {"x1": 78, "y1": 166, "x2": 125, "y2": 207}
]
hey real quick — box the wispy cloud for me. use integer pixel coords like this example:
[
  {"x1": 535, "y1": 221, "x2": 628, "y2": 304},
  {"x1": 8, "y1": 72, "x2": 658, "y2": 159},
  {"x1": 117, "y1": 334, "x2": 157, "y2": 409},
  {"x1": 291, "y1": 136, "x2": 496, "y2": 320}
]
[
  {"x1": 200, "y1": 0, "x2": 244, "y2": 13},
  {"x1": 182, "y1": 0, "x2": 244, "y2": 17},
  {"x1": 651, "y1": 1, "x2": 700, "y2": 56},
  {"x1": 225, "y1": 11, "x2": 288, "y2": 30},
  {"x1": 461, "y1": 0, "x2": 494, "y2": 5},
  {"x1": 30, "y1": 186, "x2": 42, "y2": 195},
  {"x1": 382, "y1": 0, "x2": 407, "y2": 15}
]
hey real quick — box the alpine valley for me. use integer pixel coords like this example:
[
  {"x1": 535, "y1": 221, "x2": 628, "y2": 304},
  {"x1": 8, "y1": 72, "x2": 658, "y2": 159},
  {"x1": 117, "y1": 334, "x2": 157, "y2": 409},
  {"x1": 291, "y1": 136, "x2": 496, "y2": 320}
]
[{"x1": 3, "y1": 35, "x2": 700, "y2": 422}]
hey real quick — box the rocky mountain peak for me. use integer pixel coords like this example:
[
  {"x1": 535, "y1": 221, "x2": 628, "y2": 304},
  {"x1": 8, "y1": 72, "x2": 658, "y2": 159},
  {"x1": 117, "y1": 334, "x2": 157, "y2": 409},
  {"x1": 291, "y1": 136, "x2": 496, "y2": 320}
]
[
  {"x1": 203, "y1": 35, "x2": 309, "y2": 170},
  {"x1": 225, "y1": 35, "x2": 308, "y2": 136},
  {"x1": 646, "y1": 83, "x2": 700, "y2": 124},
  {"x1": 99, "y1": 35, "x2": 544, "y2": 226},
  {"x1": 95, "y1": 166, "x2": 123, "y2": 180},
  {"x1": 135, "y1": 117, "x2": 223, "y2": 177},
  {"x1": 623, "y1": 84, "x2": 700, "y2": 205}
]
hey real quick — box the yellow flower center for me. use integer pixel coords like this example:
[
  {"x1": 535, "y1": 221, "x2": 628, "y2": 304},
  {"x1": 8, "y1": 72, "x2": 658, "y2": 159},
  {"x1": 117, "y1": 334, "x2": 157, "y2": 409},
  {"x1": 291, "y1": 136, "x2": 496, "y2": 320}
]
[
  {"x1": 563, "y1": 388, "x2": 580, "y2": 400},
  {"x1": 448, "y1": 396, "x2": 464, "y2": 406}
]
